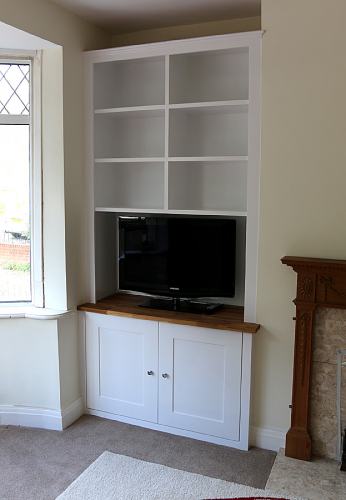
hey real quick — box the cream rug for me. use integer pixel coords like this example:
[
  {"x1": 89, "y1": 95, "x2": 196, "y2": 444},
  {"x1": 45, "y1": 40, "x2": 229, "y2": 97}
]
[{"x1": 57, "y1": 451, "x2": 300, "y2": 500}]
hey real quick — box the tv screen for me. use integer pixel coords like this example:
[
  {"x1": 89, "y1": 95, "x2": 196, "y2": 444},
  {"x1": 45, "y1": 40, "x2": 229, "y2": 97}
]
[{"x1": 118, "y1": 216, "x2": 236, "y2": 298}]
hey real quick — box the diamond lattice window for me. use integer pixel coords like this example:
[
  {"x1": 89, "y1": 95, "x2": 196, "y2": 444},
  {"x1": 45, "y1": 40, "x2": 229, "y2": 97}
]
[
  {"x1": 0, "y1": 60, "x2": 31, "y2": 302},
  {"x1": 0, "y1": 63, "x2": 30, "y2": 115}
]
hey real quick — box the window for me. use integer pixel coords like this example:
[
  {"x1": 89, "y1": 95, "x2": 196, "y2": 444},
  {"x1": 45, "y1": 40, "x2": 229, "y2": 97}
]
[{"x1": 0, "y1": 55, "x2": 42, "y2": 305}]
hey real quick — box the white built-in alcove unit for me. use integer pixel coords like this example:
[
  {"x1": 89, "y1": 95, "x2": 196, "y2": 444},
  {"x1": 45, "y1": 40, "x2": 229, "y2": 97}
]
[
  {"x1": 82, "y1": 33, "x2": 261, "y2": 451},
  {"x1": 85, "y1": 32, "x2": 261, "y2": 320}
]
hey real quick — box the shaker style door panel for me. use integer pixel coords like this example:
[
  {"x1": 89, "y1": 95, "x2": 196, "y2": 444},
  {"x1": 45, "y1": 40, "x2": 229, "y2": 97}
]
[
  {"x1": 85, "y1": 313, "x2": 158, "y2": 422},
  {"x1": 158, "y1": 323, "x2": 242, "y2": 440}
]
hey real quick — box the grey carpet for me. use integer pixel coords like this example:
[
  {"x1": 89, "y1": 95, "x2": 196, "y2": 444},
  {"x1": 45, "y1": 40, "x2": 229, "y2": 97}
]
[{"x1": 0, "y1": 415, "x2": 276, "y2": 500}]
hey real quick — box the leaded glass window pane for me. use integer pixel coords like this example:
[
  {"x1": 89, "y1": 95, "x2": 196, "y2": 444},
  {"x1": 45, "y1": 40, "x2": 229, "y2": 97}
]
[
  {"x1": 0, "y1": 60, "x2": 31, "y2": 302},
  {"x1": 0, "y1": 63, "x2": 30, "y2": 115}
]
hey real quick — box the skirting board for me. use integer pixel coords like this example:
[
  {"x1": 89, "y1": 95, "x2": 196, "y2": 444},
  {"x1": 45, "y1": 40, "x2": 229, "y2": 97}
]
[
  {"x1": 85, "y1": 407, "x2": 285, "y2": 453},
  {"x1": 0, "y1": 398, "x2": 83, "y2": 431},
  {"x1": 250, "y1": 425, "x2": 286, "y2": 451},
  {"x1": 0, "y1": 400, "x2": 286, "y2": 453}
]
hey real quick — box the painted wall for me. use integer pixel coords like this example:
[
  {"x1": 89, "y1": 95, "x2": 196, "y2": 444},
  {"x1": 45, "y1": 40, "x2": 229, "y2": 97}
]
[
  {"x1": 0, "y1": 1, "x2": 111, "y2": 415},
  {"x1": 0, "y1": 319, "x2": 60, "y2": 409},
  {"x1": 111, "y1": 16, "x2": 261, "y2": 46},
  {"x1": 254, "y1": 0, "x2": 346, "y2": 436}
]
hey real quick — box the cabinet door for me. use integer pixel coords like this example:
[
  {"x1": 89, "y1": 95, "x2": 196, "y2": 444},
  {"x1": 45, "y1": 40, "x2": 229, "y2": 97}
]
[
  {"x1": 85, "y1": 313, "x2": 158, "y2": 422},
  {"x1": 159, "y1": 323, "x2": 242, "y2": 440}
]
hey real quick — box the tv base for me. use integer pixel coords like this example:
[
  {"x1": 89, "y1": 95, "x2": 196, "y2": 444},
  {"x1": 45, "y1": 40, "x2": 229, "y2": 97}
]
[{"x1": 139, "y1": 297, "x2": 224, "y2": 315}]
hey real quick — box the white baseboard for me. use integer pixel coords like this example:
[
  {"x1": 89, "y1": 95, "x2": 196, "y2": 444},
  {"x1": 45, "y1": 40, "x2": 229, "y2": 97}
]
[
  {"x1": 250, "y1": 425, "x2": 286, "y2": 451},
  {"x1": 0, "y1": 405, "x2": 63, "y2": 430},
  {"x1": 0, "y1": 398, "x2": 83, "y2": 431},
  {"x1": 0, "y1": 401, "x2": 285, "y2": 453}
]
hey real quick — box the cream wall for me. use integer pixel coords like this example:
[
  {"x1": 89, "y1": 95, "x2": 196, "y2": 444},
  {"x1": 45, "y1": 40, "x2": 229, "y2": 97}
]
[
  {"x1": 254, "y1": 0, "x2": 346, "y2": 435},
  {"x1": 0, "y1": 0, "x2": 111, "y2": 309},
  {"x1": 0, "y1": 319, "x2": 60, "y2": 409},
  {"x1": 0, "y1": 1, "x2": 111, "y2": 418},
  {"x1": 111, "y1": 16, "x2": 261, "y2": 46}
]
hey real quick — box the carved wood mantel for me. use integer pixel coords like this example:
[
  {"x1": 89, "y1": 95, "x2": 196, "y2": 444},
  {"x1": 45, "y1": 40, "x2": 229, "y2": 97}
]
[{"x1": 282, "y1": 256, "x2": 346, "y2": 461}]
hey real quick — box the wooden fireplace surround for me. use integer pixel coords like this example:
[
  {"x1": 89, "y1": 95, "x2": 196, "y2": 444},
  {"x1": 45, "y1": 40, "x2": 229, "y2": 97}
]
[{"x1": 282, "y1": 256, "x2": 346, "y2": 461}]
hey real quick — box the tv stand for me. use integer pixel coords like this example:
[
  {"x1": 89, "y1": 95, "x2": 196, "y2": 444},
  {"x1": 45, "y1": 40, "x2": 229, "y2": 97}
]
[{"x1": 140, "y1": 297, "x2": 224, "y2": 315}]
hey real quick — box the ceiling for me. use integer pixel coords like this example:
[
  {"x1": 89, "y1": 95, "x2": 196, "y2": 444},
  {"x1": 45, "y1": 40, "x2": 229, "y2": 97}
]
[{"x1": 51, "y1": 0, "x2": 261, "y2": 34}]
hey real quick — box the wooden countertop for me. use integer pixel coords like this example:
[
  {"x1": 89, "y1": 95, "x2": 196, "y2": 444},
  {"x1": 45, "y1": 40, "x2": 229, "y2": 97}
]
[{"x1": 78, "y1": 294, "x2": 260, "y2": 334}]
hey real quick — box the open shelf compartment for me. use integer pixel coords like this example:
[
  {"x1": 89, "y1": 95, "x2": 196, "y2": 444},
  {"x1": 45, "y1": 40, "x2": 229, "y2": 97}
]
[
  {"x1": 169, "y1": 106, "x2": 248, "y2": 157},
  {"x1": 94, "y1": 162, "x2": 165, "y2": 210},
  {"x1": 94, "y1": 110, "x2": 165, "y2": 159},
  {"x1": 168, "y1": 161, "x2": 247, "y2": 213},
  {"x1": 169, "y1": 48, "x2": 249, "y2": 104},
  {"x1": 94, "y1": 56, "x2": 165, "y2": 109}
]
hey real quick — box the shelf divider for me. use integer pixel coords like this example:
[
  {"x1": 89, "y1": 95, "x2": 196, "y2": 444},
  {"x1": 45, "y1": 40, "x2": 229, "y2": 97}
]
[
  {"x1": 164, "y1": 55, "x2": 170, "y2": 210},
  {"x1": 95, "y1": 207, "x2": 247, "y2": 217},
  {"x1": 169, "y1": 100, "x2": 248, "y2": 110},
  {"x1": 95, "y1": 157, "x2": 165, "y2": 163},
  {"x1": 168, "y1": 156, "x2": 248, "y2": 162},
  {"x1": 95, "y1": 105, "x2": 165, "y2": 114}
]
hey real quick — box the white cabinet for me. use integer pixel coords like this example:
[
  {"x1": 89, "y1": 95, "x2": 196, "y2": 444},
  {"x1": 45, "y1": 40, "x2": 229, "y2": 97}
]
[
  {"x1": 158, "y1": 323, "x2": 242, "y2": 440},
  {"x1": 85, "y1": 313, "x2": 158, "y2": 422},
  {"x1": 83, "y1": 312, "x2": 250, "y2": 449}
]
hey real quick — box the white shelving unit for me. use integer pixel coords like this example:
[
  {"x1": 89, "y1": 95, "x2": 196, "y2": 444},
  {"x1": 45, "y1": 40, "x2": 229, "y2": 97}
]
[{"x1": 85, "y1": 32, "x2": 261, "y2": 319}]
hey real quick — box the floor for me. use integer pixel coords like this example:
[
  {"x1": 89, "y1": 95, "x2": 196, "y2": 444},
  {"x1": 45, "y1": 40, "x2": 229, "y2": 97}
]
[
  {"x1": 266, "y1": 449, "x2": 346, "y2": 500},
  {"x1": 0, "y1": 415, "x2": 276, "y2": 500}
]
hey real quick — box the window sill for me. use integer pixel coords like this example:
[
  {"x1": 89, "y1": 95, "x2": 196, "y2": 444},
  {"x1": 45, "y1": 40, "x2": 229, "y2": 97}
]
[{"x1": 0, "y1": 305, "x2": 72, "y2": 320}]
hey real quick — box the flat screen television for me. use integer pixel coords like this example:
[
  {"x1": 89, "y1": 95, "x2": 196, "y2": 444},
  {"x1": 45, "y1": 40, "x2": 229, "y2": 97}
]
[{"x1": 118, "y1": 216, "x2": 236, "y2": 300}]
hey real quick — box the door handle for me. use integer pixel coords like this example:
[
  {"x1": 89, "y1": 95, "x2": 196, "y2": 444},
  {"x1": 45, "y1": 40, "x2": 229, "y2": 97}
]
[
  {"x1": 162, "y1": 373, "x2": 169, "y2": 379},
  {"x1": 147, "y1": 370, "x2": 154, "y2": 376}
]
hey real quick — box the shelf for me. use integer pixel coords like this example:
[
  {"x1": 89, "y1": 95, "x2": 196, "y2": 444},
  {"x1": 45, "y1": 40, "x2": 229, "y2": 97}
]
[
  {"x1": 95, "y1": 157, "x2": 248, "y2": 163},
  {"x1": 95, "y1": 157, "x2": 165, "y2": 163},
  {"x1": 169, "y1": 100, "x2": 248, "y2": 111},
  {"x1": 95, "y1": 102, "x2": 248, "y2": 115},
  {"x1": 169, "y1": 156, "x2": 248, "y2": 162},
  {"x1": 94, "y1": 207, "x2": 247, "y2": 217},
  {"x1": 95, "y1": 105, "x2": 165, "y2": 115}
]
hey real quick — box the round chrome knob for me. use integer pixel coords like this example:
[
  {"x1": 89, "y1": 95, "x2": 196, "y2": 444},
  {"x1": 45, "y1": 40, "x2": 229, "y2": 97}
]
[
  {"x1": 162, "y1": 373, "x2": 169, "y2": 379},
  {"x1": 147, "y1": 370, "x2": 154, "y2": 376}
]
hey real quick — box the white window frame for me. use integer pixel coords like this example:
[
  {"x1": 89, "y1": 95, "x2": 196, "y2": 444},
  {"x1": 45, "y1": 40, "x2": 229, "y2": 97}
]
[{"x1": 0, "y1": 51, "x2": 43, "y2": 307}]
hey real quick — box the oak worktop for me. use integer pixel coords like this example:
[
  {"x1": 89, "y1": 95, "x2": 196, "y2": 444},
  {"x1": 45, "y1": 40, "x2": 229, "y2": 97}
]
[{"x1": 78, "y1": 294, "x2": 260, "y2": 334}]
